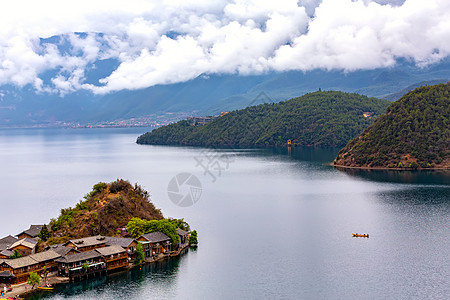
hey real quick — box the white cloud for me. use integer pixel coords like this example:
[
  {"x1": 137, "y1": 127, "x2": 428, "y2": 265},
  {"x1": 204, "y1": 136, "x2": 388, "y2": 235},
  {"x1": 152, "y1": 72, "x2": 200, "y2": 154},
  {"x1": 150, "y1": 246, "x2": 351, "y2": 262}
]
[{"x1": 0, "y1": 0, "x2": 448, "y2": 95}]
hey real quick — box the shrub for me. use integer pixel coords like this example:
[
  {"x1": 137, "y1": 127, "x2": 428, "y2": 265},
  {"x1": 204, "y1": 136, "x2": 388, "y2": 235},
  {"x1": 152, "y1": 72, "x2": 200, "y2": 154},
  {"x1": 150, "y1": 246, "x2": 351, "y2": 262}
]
[
  {"x1": 189, "y1": 230, "x2": 198, "y2": 245},
  {"x1": 110, "y1": 179, "x2": 131, "y2": 193}
]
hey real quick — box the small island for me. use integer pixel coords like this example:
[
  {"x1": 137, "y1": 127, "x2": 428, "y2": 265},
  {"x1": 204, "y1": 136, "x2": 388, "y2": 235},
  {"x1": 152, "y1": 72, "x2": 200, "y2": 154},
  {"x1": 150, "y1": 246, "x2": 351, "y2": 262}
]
[
  {"x1": 333, "y1": 83, "x2": 449, "y2": 170},
  {"x1": 0, "y1": 179, "x2": 196, "y2": 298},
  {"x1": 137, "y1": 91, "x2": 390, "y2": 148}
]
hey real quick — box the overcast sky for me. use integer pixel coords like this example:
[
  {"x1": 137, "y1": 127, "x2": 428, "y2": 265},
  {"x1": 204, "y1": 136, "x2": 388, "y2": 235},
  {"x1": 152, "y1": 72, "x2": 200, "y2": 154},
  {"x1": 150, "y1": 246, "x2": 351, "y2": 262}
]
[{"x1": 0, "y1": 0, "x2": 448, "y2": 95}]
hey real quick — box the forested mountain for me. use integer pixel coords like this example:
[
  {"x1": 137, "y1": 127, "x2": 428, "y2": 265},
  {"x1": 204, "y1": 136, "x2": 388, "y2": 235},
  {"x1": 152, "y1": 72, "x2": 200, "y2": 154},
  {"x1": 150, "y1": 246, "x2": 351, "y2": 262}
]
[
  {"x1": 334, "y1": 83, "x2": 450, "y2": 169},
  {"x1": 137, "y1": 91, "x2": 390, "y2": 147}
]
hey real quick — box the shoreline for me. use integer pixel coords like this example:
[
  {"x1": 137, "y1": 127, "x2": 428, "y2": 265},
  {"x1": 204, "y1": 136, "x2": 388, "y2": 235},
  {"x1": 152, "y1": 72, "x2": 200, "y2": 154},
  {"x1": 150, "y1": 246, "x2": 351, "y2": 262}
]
[
  {"x1": 5, "y1": 245, "x2": 190, "y2": 299},
  {"x1": 332, "y1": 163, "x2": 450, "y2": 171}
]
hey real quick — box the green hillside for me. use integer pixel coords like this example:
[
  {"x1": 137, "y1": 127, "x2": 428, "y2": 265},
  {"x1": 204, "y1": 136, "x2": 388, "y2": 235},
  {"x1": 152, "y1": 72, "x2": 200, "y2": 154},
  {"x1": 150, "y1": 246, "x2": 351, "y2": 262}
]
[
  {"x1": 334, "y1": 83, "x2": 450, "y2": 169},
  {"x1": 137, "y1": 91, "x2": 390, "y2": 147}
]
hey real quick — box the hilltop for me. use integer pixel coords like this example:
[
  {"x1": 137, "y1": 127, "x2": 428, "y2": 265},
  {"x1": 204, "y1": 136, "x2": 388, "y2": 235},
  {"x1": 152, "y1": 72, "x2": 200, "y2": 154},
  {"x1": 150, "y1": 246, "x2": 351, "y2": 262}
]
[
  {"x1": 48, "y1": 179, "x2": 164, "y2": 244},
  {"x1": 334, "y1": 83, "x2": 450, "y2": 169},
  {"x1": 137, "y1": 91, "x2": 390, "y2": 148}
]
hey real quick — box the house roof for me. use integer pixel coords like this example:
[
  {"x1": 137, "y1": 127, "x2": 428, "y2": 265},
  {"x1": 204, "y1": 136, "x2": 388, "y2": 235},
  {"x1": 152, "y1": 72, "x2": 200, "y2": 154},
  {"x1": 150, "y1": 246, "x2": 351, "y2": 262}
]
[
  {"x1": 140, "y1": 232, "x2": 170, "y2": 243},
  {"x1": 55, "y1": 250, "x2": 103, "y2": 264},
  {"x1": 65, "y1": 235, "x2": 107, "y2": 248},
  {"x1": 0, "y1": 235, "x2": 19, "y2": 251},
  {"x1": 0, "y1": 235, "x2": 19, "y2": 245},
  {"x1": 8, "y1": 238, "x2": 37, "y2": 250},
  {"x1": 95, "y1": 245, "x2": 126, "y2": 256},
  {"x1": 177, "y1": 228, "x2": 188, "y2": 236},
  {"x1": 29, "y1": 250, "x2": 61, "y2": 263},
  {"x1": 45, "y1": 244, "x2": 80, "y2": 256},
  {"x1": 0, "y1": 249, "x2": 13, "y2": 257},
  {"x1": 104, "y1": 236, "x2": 136, "y2": 248},
  {"x1": 16, "y1": 225, "x2": 49, "y2": 238},
  {"x1": 1, "y1": 250, "x2": 61, "y2": 269},
  {"x1": 4, "y1": 256, "x2": 37, "y2": 269},
  {"x1": 0, "y1": 270, "x2": 13, "y2": 278}
]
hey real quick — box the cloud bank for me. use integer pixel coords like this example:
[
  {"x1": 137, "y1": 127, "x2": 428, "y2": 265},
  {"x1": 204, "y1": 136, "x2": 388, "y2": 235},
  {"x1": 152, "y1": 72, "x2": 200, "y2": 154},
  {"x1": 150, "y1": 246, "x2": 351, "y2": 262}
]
[{"x1": 0, "y1": 0, "x2": 448, "y2": 95}]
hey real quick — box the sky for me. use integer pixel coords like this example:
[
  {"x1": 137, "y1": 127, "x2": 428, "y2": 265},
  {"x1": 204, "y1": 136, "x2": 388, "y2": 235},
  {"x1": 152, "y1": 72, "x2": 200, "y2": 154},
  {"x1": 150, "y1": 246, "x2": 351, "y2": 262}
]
[{"x1": 0, "y1": 0, "x2": 449, "y2": 95}]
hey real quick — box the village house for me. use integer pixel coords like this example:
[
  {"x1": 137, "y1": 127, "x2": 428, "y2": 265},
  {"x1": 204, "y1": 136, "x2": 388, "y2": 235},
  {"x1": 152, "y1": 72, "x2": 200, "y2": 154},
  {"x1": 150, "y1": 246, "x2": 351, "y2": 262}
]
[
  {"x1": 95, "y1": 245, "x2": 128, "y2": 271},
  {"x1": 0, "y1": 232, "x2": 188, "y2": 287},
  {"x1": 44, "y1": 244, "x2": 80, "y2": 256},
  {"x1": 55, "y1": 250, "x2": 106, "y2": 281},
  {"x1": 176, "y1": 229, "x2": 189, "y2": 250},
  {"x1": 16, "y1": 225, "x2": 49, "y2": 240},
  {"x1": 137, "y1": 232, "x2": 171, "y2": 258},
  {"x1": 64, "y1": 235, "x2": 108, "y2": 252},
  {"x1": 0, "y1": 250, "x2": 61, "y2": 285},
  {"x1": 7, "y1": 238, "x2": 37, "y2": 257},
  {"x1": 103, "y1": 236, "x2": 138, "y2": 263},
  {"x1": 0, "y1": 249, "x2": 13, "y2": 259},
  {"x1": 0, "y1": 236, "x2": 18, "y2": 259}
]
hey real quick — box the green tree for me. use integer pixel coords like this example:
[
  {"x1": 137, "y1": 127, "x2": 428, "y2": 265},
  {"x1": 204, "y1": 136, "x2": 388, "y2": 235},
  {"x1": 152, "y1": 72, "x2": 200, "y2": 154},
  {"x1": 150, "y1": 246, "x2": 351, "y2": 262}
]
[
  {"x1": 27, "y1": 272, "x2": 40, "y2": 289},
  {"x1": 135, "y1": 243, "x2": 145, "y2": 265},
  {"x1": 82, "y1": 262, "x2": 90, "y2": 273},
  {"x1": 126, "y1": 218, "x2": 180, "y2": 245},
  {"x1": 189, "y1": 230, "x2": 198, "y2": 246},
  {"x1": 169, "y1": 218, "x2": 190, "y2": 231},
  {"x1": 9, "y1": 250, "x2": 21, "y2": 259},
  {"x1": 38, "y1": 224, "x2": 51, "y2": 241}
]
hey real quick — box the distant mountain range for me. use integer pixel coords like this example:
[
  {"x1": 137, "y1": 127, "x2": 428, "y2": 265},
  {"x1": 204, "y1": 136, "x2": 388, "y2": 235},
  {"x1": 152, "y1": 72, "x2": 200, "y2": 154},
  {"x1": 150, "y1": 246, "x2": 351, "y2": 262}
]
[{"x1": 0, "y1": 57, "x2": 449, "y2": 127}]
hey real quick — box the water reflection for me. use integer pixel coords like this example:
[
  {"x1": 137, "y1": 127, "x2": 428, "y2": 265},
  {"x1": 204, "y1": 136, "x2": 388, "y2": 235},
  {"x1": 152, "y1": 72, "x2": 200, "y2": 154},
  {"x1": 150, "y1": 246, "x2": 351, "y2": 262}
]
[
  {"x1": 335, "y1": 167, "x2": 450, "y2": 185},
  {"x1": 258, "y1": 146, "x2": 340, "y2": 163},
  {"x1": 25, "y1": 255, "x2": 183, "y2": 299}
]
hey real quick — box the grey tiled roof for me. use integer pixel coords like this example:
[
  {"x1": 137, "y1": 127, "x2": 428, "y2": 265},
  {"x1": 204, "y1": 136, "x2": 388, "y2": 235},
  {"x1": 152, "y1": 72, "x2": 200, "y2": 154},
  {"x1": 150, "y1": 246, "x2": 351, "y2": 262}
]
[
  {"x1": 8, "y1": 238, "x2": 37, "y2": 250},
  {"x1": 1, "y1": 250, "x2": 61, "y2": 269},
  {"x1": 95, "y1": 245, "x2": 126, "y2": 256},
  {"x1": 29, "y1": 250, "x2": 61, "y2": 263},
  {"x1": 0, "y1": 270, "x2": 13, "y2": 277},
  {"x1": 104, "y1": 236, "x2": 135, "y2": 248},
  {"x1": 45, "y1": 244, "x2": 80, "y2": 256},
  {"x1": 0, "y1": 235, "x2": 19, "y2": 245},
  {"x1": 4, "y1": 256, "x2": 37, "y2": 269},
  {"x1": 55, "y1": 250, "x2": 103, "y2": 264},
  {"x1": 177, "y1": 228, "x2": 188, "y2": 236},
  {"x1": 0, "y1": 249, "x2": 13, "y2": 257},
  {"x1": 0, "y1": 235, "x2": 19, "y2": 251},
  {"x1": 16, "y1": 225, "x2": 49, "y2": 238},
  {"x1": 140, "y1": 232, "x2": 170, "y2": 243},
  {"x1": 66, "y1": 235, "x2": 107, "y2": 248}
]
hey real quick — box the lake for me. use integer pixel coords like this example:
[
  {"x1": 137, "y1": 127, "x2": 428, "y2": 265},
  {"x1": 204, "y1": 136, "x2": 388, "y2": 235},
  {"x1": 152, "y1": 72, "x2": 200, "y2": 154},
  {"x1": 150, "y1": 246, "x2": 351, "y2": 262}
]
[{"x1": 0, "y1": 128, "x2": 448, "y2": 299}]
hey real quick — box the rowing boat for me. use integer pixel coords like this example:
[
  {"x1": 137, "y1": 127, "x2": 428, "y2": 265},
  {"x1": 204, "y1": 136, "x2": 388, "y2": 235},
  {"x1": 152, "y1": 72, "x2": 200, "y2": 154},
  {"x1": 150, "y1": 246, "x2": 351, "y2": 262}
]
[
  {"x1": 36, "y1": 286, "x2": 54, "y2": 291},
  {"x1": 352, "y1": 233, "x2": 369, "y2": 238}
]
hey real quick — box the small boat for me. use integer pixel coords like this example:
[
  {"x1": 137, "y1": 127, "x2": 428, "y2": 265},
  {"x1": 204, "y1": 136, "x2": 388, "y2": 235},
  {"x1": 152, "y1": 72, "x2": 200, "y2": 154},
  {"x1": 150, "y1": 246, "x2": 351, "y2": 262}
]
[
  {"x1": 352, "y1": 233, "x2": 369, "y2": 238},
  {"x1": 36, "y1": 286, "x2": 54, "y2": 291}
]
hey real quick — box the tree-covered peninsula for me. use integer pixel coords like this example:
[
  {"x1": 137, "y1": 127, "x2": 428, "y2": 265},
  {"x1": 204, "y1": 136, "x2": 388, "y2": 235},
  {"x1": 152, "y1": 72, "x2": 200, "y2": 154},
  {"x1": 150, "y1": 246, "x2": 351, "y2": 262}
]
[
  {"x1": 48, "y1": 179, "x2": 191, "y2": 245},
  {"x1": 137, "y1": 91, "x2": 390, "y2": 147},
  {"x1": 334, "y1": 83, "x2": 450, "y2": 169}
]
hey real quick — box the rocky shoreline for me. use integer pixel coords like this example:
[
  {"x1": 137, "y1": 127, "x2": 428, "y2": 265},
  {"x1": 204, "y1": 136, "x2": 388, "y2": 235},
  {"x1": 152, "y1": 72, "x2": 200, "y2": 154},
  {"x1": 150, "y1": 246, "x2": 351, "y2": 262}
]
[{"x1": 332, "y1": 163, "x2": 450, "y2": 171}]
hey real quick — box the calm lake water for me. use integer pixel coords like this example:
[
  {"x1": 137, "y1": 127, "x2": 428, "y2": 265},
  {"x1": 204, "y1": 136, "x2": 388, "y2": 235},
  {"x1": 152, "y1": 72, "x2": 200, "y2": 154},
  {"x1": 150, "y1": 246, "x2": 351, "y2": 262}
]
[{"x1": 0, "y1": 128, "x2": 448, "y2": 299}]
